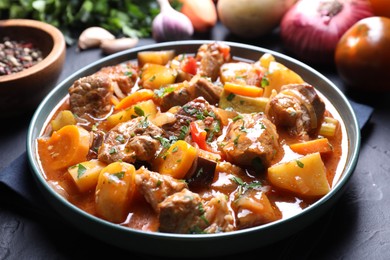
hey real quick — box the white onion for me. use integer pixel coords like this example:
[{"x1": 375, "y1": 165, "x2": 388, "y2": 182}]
[{"x1": 280, "y1": 0, "x2": 373, "y2": 64}]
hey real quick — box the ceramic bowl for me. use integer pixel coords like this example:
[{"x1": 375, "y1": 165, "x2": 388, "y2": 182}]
[
  {"x1": 0, "y1": 19, "x2": 66, "y2": 117},
  {"x1": 27, "y1": 40, "x2": 360, "y2": 258}
]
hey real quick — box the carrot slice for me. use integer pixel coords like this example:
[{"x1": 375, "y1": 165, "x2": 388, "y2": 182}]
[
  {"x1": 155, "y1": 140, "x2": 198, "y2": 179},
  {"x1": 289, "y1": 138, "x2": 333, "y2": 155},
  {"x1": 224, "y1": 82, "x2": 264, "y2": 97},
  {"x1": 115, "y1": 89, "x2": 155, "y2": 110},
  {"x1": 39, "y1": 125, "x2": 90, "y2": 170}
]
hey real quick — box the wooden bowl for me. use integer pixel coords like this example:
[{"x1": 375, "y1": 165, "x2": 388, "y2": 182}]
[{"x1": 0, "y1": 19, "x2": 66, "y2": 117}]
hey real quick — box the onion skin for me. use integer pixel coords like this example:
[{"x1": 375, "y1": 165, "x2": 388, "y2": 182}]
[
  {"x1": 217, "y1": 0, "x2": 295, "y2": 39},
  {"x1": 280, "y1": 0, "x2": 373, "y2": 64}
]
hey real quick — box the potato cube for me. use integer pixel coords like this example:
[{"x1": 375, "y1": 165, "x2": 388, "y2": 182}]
[
  {"x1": 106, "y1": 99, "x2": 157, "y2": 128},
  {"x1": 268, "y1": 152, "x2": 330, "y2": 197},
  {"x1": 137, "y1": 50, "x2": 175, "y2": 67},
  {"x1": 51, "y1": 110, "x2": 76, "y2": 131},
  {"x1": 263, "y1": 61, "x2": 304, "y2": 97},
  {"x1": 68, "y1": 160, "x2": 106, "y2": 193},
  {"x1": 95, "y1": 162, "x2": 136, "y2": 223},
  {"x1": 140, "y1": 63, "x2": 177, "y2": 90}
]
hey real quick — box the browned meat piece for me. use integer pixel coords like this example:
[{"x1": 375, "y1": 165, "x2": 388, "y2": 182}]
[
  {"x1": 159, "y1": 82, "x2": 192, "y2": 112},
  {"x1": 69, "y1": 74, "x2": 113, "y2": 119},
  {"x1": 196, "y1": 42, "x2": 230, "y2": 81},
  {"x1": 221, "y1": 113, "x2": 280, "y2": 170},
  {"x1": 159, "y1": 190, "x2": 235, "y2": 234},
  {"x1": 190, "y1": 76, "x2": 222, "y2": 106},
  {"x1": 158, "y1": 189, "x2": 205, "y2": 233},
  {"x1": 97, "y1": 61, "x2": 138, "y2": 98},
  {"x1": 159, "y1": 76, "x2": 222, "y2": 112},
  {"x1": 265, "y1": 83, "x2": 325, "y2": 139},
  {"x1": 162, "y1": 97, "x2": 221, "y2": 141},
  {"x1": 98, "y1": 117, "x2": 163, "y2": 164},
  {"x1": 135, "y1": 167, "x2": 187, "y2": 212}
]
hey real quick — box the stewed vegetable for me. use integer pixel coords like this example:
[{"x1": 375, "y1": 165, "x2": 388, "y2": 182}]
[{"x1": 36, "y1": 42, "x2": 346, "y2": 234}]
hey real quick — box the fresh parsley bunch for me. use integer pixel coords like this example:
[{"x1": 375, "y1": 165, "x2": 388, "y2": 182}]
[{"x1": 0, "y1": 0, "x2": 160, "y2": 44}]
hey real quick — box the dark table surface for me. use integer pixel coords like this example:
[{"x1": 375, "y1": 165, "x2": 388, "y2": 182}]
[{"x1": 1, "y1": 23, "x2": 390, "y2": 259}]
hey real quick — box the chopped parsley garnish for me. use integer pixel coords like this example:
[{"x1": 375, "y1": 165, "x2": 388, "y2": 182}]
[
  {"x1": 233, "y1": 134, "x2": 240, "y2": 146},
  {"x1": 296, "y1": 160, "x2": 304, "y2": 168},
  {"x1": 139, "y1": 116, "x2": 150, "y2": 128},
  {"x1": 232, "y1": 114, "x2": 243, "y2": 122},
  {"x1": 115, "y1": 134, "x2": 125, "y2": 144},
  {"x1": 154, "y1": 86, "x2": 176, "y2": 98},
  {"x1": 134, "y1": 106, "x2": 145, "y2": 116},
  {"x1": 109, "y1": 147, "x2": 117, "y2": 154},
  {"x1": 183, "y1": 105, "x2": 199, "y2": 115},
  {"x1": 231, "y1": 176, "x2": 262, "y2": 197},
  {"x1": 226, "y1": 92, "x2": 236, "y2": 101},
  {"x1": 77, "y1": 163, "x2": 87, "y2": 179},
  {"x1": 124, "y1": 71, "x2": 133, "y2": 77},
  {"x1": 155, "y1": 136, "x2": 172, "y2": 149},
  {"x1": 109, "y1": 171, "x2": 125, "y2": 182},
  {"x1": 149, "y1": 75, "x2": 156, "y2": 82},
  {"x1": 178, "y1": 125, "x2": 189, "y2": 140},
  {"x1": 261, "y1": 75, "x2": 269, "y2": 88}
]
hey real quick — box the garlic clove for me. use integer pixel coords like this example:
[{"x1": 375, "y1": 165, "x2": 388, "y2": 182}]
[
  {"x1": 152, "y1": 0, "x2": 194, "y2": 42},
  {"x1": 100, "y1": 38, "x2": 139, "y2": 55},
  {"x1": 78, "y1": 27, "x2": 115, "y2": 50}
]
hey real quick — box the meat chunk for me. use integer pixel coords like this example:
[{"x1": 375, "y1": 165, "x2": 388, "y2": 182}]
[
  {"x1": 159, "y1": 76, "x2": 222, "y2": 112},
  {"x1": 135, "y1": 167, "x2": 187, "y2": 212},
  {"x1": 265, "y1": 83, "x2": 325, "y2": 138},
  {"x1": 190, "y1": 76, "x2": 222, "y2": 106},
  {"x1": 162, "y1": 97, "x2": 221, "y2": 141},
  {"x1": 221, "y1": 113, "x2": 279, "y2": 170},
  {"x1": 159, "y1": 190, "x2": 234, "y2": 234},
  {"x1": 97, "y1": 62, "x2": 138, "y2": 98},
  {"x1": 196, "y1": 42, "x2": 230, "y2": 81},
  {"x1": 158, "y1": 189, "x2": 204, "y2": 233},
  {"x1": 98, "y1": 117, "x2": 163, "y2": 164},
  {"x1": 69, "y1": 74, "x2": 113, "y2": 118}
]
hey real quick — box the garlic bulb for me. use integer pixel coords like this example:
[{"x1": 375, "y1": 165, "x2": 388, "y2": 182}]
[
  {"x1": 152, "y1": 0, "x2": 194, "y2": 42},
  {"x1": 78, "y1": 27, "x2": 115, "y2": 50},
  {"x1": 100, "y1": 38, "x2": 139, "y2": 55}
]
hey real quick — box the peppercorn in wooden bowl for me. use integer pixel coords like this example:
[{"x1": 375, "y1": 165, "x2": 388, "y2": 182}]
[{"x1": 0, "y1": 19, "x2": 66, "y2": 117}]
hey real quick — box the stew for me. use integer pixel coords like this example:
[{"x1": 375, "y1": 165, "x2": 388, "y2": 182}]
[{"x1": 36, "y1": 42, "x2": 347, "y2": 234}]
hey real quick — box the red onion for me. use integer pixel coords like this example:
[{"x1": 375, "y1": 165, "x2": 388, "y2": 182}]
[{"x1": 280, "y1": 0, "x2": 373, "y2": 64}]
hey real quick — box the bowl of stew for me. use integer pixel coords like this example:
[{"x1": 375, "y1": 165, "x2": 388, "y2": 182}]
[{"x1": 27, "y1": 40, "x2": 360, "y2": 257}]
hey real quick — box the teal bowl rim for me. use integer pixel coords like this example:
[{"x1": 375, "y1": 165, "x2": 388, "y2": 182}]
[{"x1": 26, "y1": 40, "x2": 361, "y2": 256}]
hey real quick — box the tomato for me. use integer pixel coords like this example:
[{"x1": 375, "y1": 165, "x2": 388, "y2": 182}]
[
  {"x1": 335, "y1": 16, "x2": 390, "y2": 91},
  {"x1": 369, "y1": 0, "x2": 390, "y2": 18}
]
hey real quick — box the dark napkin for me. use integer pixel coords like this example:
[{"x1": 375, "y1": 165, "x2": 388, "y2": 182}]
[{"x1": 0, "y1": 99, "x2": 374, "y2": 205}]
